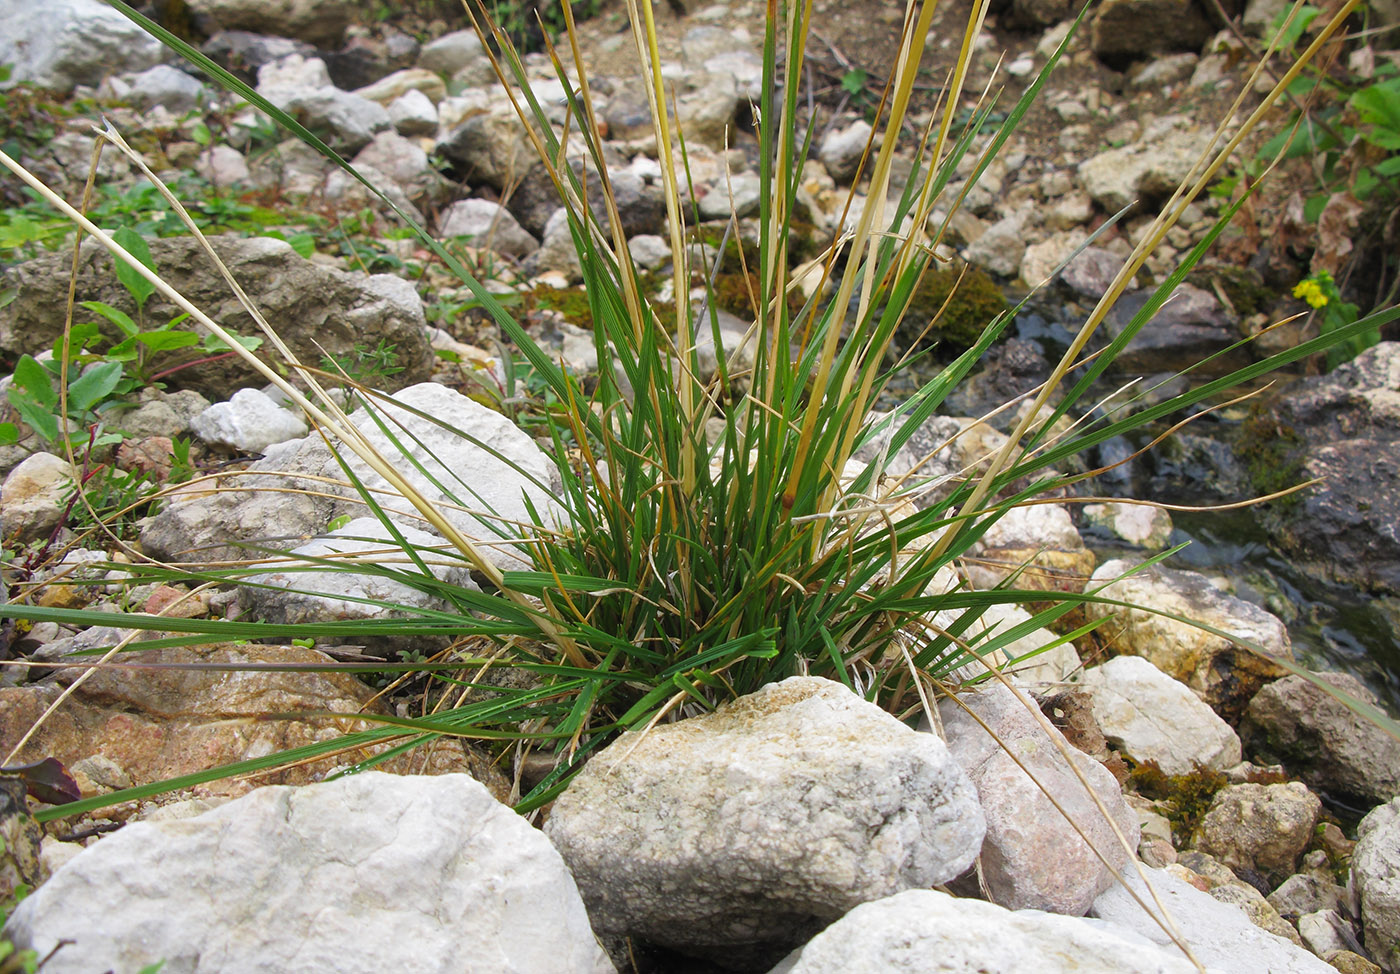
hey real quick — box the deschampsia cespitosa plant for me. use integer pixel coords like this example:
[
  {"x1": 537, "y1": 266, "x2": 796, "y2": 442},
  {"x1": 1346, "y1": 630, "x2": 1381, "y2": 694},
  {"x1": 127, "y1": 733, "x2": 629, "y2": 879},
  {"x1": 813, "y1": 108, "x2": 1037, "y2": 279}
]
[{"x1": 2, "y1": 0, "x2": 1399, "y2": 819}]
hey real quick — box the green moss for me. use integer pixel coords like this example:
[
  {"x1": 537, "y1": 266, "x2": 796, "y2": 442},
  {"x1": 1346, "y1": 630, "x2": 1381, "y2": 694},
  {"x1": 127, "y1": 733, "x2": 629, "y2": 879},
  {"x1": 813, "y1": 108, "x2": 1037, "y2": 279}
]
[
  {"x1": 1128, "y1": 762, "x2": 1229, "y2": 845},
  {"x1": 1235, "y1": 404, "x2": 1307, "y2": 508},
  {"x1": 903, "y1": 264, "x2": 1008, "y2": 351},
  {"x1": 529, "y1": 284, "x2": 594, "y2": 331}
]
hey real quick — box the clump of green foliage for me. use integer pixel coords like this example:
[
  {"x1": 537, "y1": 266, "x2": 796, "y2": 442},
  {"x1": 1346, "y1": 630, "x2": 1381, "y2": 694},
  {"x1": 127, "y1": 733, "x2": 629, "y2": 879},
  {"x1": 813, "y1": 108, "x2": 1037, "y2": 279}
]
[{"x1": 903, "y1": 264, "x2": 1008, "y2": 351}]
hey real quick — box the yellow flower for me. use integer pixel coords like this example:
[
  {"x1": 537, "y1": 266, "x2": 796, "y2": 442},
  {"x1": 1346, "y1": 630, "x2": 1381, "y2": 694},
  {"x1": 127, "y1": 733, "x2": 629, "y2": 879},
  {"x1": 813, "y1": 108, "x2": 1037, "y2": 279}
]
[{"x1": 1293, "y1": 279, "x2": 1329, "y2": 309}]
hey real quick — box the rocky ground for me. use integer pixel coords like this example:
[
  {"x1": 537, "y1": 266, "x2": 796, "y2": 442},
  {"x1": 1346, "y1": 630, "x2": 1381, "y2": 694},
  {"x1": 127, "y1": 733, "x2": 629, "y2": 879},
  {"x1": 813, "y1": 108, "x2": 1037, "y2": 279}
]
[{"x1": 0, "y1": 0, "x2": 1398, "y2": 971}]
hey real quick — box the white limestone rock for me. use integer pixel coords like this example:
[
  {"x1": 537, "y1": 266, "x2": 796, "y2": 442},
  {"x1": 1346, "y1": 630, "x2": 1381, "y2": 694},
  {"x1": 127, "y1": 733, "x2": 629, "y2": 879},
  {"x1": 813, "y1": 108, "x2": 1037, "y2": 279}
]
[
  {"x1": 770, "y1": 888, "x2": 1198, "y2": 974},
  {"x1": 0, "y1": 452, "x2": 75, "y2": 545},
  {"x1": 1091, "y1": 866, "x2": 1336, "y2": 973},
  {"x1": 191, "y1": 388, "x2": 310, "y2": 453},
  {"x1": 0, "y1": 0, "x2": 166, "y2": 90},
  {"x1": 1080, "y1": 655, "x2": 1242, "y2": 774},
  {"x1": 3, "y1": 773, "x2": 615, "y2": 974},
  {"x1": 1351, "y1": 797, "x2": 1400, "y2": 973},
  {"x1": 546, "y1": 677, "x2": 985, "y2": 963}
]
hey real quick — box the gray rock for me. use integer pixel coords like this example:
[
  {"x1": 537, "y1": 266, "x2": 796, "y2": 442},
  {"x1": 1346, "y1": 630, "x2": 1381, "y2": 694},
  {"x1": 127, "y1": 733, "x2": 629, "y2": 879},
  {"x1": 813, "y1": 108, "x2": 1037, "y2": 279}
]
[
  {"x1": 628, "y1": 234, "x2": 671, "y2": 271},
  {"x1": 143, "y1": 383, "x2": 560, "y2": 572},
  {"x1": 1082, "y1": 558, "x2": 1292, "y2": 713},
  {"x1": 388, "y1": 88, "x2": 438, "y2": 137},
  {"x1": 676, "y1": 70, "x2": 740, "y2": 149},
  {"x1": 546, "y1": 677, "x2": 985, "y2": 964},
  {"x1": 1063, "y1": 246, "x2": 1126, "y2": 299},
  {"x1": 1206, "y1": 882, "x2": 1305, "y2": 945},
  {"x1": 0, "y1": 236, "x2": 433, "y2": 401},
  {"x1": 699, "y1": 171, "x2": 762, "y2": 220},
  {"x1": 529, "y1": 208, "x2": 583, "y2": 281},
  {"x1": 191, "y1": 388, "x2": 310, "y2": 453},
  {"x1": 1244, "y1": 671, "x2": 1400, "y2": 807},
  {"x1": 1081, "y1": 502, "x2": 1174, "y2": 549},
  {"x1": 118, "y1": 389, "x2": 211, "y2": 439},
  {"x1": 1297, "y1": 909, "x2": 1366, "y2": 958},
  {"x1": 140, "y1": 435, "x2": 340, "y2": 564},
  {"x1": 1089, "y1": 0, "x2": 1216, "y2": 67},
  {"x1": 437, "y1": 109, "x2": 536, "y2": 192},
  {"x1": 111, "y1": 64, "x2": 208, "y2": 113},
  {"x1": 189, "y1": 0, "x2": 354, "y2": 47},
  {"x1": 354, "y1": 68, "x2": 447, "y2": 108},
  {"x1": 0, "y1": 453, "x2": 74, "y2": 545},
  {"x1": 194, "y1": 144, "x2": 252, "y2": 186},
  {"x1": 257, "y1": 55, "x2": 392, "y2": 154},
  {"x1": 1131, "y1": 53, "x2": 1201, "y2": 88},
  {"x1": 964, "y1": 212, "x2": 1029, "y2": 278},
  {"x1": 1100, "y1": 283, "x2": 1247, "y2": 376},
  {"x1": 1080, "y1": 655, "x2": 1242, "y2": 774},
  {"x1": 1351, "y1": 797, "x2": 1400, "y2": 973},
  {"x1": 940, "y1": 682, "x2": 1139, "y2": 914},
  {"x1": 438, "y1": 199, "x2": 540, "y2": 258},
  {"x1": 1243, "y1": 0, "x2": 1290, "y2": 35},
  {"x1": 418, "y1": 30, "x2": 487, "y2": 76},
  {"x1": 1078, "y1": 120, "x2": 1214, "y2": 211},
  {"x1": 770, "y1": 888, "x2": 1199, "y2": 974},
  {"x1": 351, "y1": 131, "x2": 450, "y2": 207},
  {"x1": 237, "y1": 517, "x2": 478, "y2": 645},
  {"x1": 1092, "y1": 866, "x2": 1337, "y2": 973},
  {"x1": 1269, "y1": 873, "x2": 1348, "y2": 923},
  {"x1": 819, "y1": 120, "x2": 873, "y2": 184},
  {"x1": 1256, "y1": 343, "x2": 1400, "y2": 596},
  {"x1": 201, "y1": 31, "x2": 315, "y2": 85},
  {"x1": 0, "y1": 0, "x2": 166, "y2": 90},
  {"x1": 1195, "y1": 782, "x2": 1322, "y2": 885},
  {"x1": 3, "y1": 773, "x2": 615, "y2": 974}
]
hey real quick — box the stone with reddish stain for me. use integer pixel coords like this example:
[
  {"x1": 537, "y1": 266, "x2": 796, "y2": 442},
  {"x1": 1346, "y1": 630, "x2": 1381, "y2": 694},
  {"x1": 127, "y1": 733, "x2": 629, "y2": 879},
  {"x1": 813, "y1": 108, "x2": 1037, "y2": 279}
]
[
  {"x1": 0, "y1": 643, "x2": 508, "y2": 811},
  {"x1": 142, "y1": 585, "x2": 207, "y2": 620},
  {"x1": 115, "y1": 436, "x2": 175, "y2": 480},
  {"x1": 940, "y1": 682, "x2": 1140, "y2": 915}
]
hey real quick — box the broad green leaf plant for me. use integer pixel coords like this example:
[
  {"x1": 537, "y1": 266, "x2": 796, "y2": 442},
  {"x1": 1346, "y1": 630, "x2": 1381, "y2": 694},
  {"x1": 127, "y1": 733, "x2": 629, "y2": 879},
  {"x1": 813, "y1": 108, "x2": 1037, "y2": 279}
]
[{"x1": 1, "y1": 0, "x2": 1398, "y2": 825}]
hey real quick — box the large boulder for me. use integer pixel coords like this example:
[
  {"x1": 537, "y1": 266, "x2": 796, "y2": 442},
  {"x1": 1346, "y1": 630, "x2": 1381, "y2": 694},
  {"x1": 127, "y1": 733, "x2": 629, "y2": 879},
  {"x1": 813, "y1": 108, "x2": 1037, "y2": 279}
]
[
  {"x1": 939, "y1": 682, "x2": 1139, "y2": 914},
  {"x1": 1244, "y1": 671, "x2": 1400, "y2": 808},
  {"x1": 0, "y1": 236, "x2": 433, "y2": 400},
  {"x1": 0, "y1": 0, "x2": 166, "y2": 90},
  {"x1": 1351, "y1": 798, "x2": 1400, "y2": 973},
  {"x1": 545, "y1": 677, "x2": 985, "y2": 965},
  {"x1": 3, "y1": 773, "x2": 614, "y2": 974},
  {"x1": 188, "y1": 0, "x2": 355, "y2": 47},
  {"x1": 1082, "y1": 558, "x2": 1292, "y2": 714},
  {"x1": 769, "y1": 888, "x2": 1198, "y2": 974},
  {"x1": 1253, "y1": 343, "x2": 1400, "y2": 596}
]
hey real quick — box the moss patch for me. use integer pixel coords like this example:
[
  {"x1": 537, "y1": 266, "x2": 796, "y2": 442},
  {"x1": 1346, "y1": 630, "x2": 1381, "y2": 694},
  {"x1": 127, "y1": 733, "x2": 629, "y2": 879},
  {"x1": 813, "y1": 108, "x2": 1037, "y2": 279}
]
[
  {"x1": 1129, "y1": 762, "x2": 1229, "y2": 845},
  {"x1": 902, "y1": 264, "x2": 1008, "y2": 351},
  {"x1": 1235, "y1": 404, "x2": 1307, "y2": 508}
]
